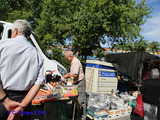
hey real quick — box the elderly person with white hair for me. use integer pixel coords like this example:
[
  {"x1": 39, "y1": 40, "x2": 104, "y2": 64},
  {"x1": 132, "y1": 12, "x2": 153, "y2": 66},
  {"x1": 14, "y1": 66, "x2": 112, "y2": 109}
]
[
  {"x1": 141, "y1": 68, "x2": 160, "y2": 120},
  {"x1": 64, "y1": 51, "x2": 86, "y2": 120},
  {"x1": 0, "y1": 19, "x2": 44, "y2": 120}
]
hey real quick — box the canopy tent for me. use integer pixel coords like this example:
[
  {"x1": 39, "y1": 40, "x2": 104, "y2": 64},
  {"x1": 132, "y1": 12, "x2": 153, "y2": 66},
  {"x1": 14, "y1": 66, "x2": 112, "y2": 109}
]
[{"x1": 105, "y1": 51, "x2": 160, "y2": 80}]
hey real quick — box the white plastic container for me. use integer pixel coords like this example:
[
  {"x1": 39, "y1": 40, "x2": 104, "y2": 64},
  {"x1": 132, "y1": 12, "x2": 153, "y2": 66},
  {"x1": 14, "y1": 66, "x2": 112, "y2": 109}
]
[{"x1": 85, "y1": 60, "x2": 118, "y2": 93}]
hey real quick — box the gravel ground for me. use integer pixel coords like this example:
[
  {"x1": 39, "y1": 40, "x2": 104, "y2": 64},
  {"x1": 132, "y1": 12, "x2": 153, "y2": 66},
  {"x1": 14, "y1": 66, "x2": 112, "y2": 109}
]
[
  {"x1": 85, "y1": 115, "x2": 130, "y2": 120},
  {"x1": 113, "y1": 115, "x2": 130, "y2": 120}
]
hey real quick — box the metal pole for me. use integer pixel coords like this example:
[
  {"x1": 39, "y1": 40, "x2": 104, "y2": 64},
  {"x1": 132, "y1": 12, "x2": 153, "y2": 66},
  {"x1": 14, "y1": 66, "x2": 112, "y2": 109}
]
[{"x1": 72, "y1": 101, "x2": 76, "y2": 120}]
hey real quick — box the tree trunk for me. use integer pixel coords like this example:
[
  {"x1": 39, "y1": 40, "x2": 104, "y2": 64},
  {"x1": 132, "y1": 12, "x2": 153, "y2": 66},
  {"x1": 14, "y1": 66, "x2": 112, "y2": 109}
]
[{"x1": 85, "y1": 55, "x2": 87, "y2": 60}]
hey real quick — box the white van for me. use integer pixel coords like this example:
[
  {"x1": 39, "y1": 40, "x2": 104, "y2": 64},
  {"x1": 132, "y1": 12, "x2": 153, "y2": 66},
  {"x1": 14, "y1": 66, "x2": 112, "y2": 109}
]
[{"x1": 0, "y1": 21, "x2": 67, "y2": 80}]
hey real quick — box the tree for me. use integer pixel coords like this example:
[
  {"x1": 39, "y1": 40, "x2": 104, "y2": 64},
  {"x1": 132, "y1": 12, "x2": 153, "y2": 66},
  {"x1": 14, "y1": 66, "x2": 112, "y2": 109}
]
[
  {"x1": 94, "y1": 48, "x2": 106, "y2": 60},
  {"x1": 148, "y1": 41, "x2": 160, "y2": 54},
  {"x1": 111, "y1": 37, "x2": 149, "y2": 52},
  {"x1": 59, "y1": 0, "x2": 152, "y2": 59},
  {"x1": 50, "y1": 46, "x2": 70, "y2": 72},
  {"x1": 1, "y1": 0, "x2": 153, "y2": 60},
  {"x1": 107, "y1": 0, "x2": 153, "y2": 52},
  {"x1": 134, "y1": 39, "x2": 148, "y2": 52},
  {"x1": 0, "y1": 0, "x2": 26, "y2": 21}
]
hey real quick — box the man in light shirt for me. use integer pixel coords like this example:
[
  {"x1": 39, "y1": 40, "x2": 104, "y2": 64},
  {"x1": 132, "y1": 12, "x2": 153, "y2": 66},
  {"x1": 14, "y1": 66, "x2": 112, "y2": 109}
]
[
  {"x1": 64, "y1": 52, "x2": 86, "y2": 120},
  {"x1": 0, "y1": 19, "x2": 44, "y2": 120}
]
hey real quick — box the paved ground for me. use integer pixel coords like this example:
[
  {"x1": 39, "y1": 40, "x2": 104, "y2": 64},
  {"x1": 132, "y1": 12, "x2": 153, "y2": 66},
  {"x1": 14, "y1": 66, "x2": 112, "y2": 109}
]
[
  {"x1": 113, "y1": 116, "x2": 130, "y2": 120},
  {"x1": 85, "y1": 113, "x2": 142, "y2": 120},
  {"x1": 85, "y1": 115, "x2": 130, "y2": 120},
  {"x1": 85, "y1": 111, "x2": 143, "y2": 120}
]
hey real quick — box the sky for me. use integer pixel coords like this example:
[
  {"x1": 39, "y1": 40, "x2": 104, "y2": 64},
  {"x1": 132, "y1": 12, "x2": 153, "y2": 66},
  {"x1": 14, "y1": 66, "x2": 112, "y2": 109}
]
[
  {"x1": 101, "y1": 0, "x2": 160, "y2": 48},
  {"x1": 140, "y1": 0, "x2": 160, "y2": 43}
]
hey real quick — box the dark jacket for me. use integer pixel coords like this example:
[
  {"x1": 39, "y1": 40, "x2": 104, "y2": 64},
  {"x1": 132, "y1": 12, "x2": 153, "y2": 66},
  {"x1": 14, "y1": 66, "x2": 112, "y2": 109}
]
[{"x1": 140, "y1": 78, "x2": 160, "y2": 105}]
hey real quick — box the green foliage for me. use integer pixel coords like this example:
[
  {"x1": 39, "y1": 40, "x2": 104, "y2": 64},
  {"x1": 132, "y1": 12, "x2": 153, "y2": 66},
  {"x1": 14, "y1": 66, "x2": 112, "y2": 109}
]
[
  {"x1": 1, "y1": 0, "x2": 155, "y2": 61},
  {"x1": 111, "y1": 36, "x2": 149, "y2": 52},
  {"x1": 134, "y1": 39, "x2": 148, "y2": 52},
  {"x1": 108, "y1": 0, "x2": 153, "y2": 51},
  {"x1": 148, "y1": 41, "x2": 160, "y2": 54},
  {"x1": 94, "y1": 48, "x2": 106, "y2": 60},
  {"x1": 0, "y1": 0, "x2": 26, "y2": 21},
  {"x1": 50, "y1": 46, "x2": 70, "y2": 72}
]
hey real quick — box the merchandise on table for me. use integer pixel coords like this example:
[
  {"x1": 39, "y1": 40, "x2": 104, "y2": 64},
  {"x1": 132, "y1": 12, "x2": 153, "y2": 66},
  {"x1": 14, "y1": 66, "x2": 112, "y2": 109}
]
[
  {"x1": 32, "y1": 90, "x2": 57, "y2": 104},
  {"x1": 59, "y1": 85, "x2": 78, "y2": 97},
  {"x1": 32, "y1": 82, "x2": 78, "y2": 104},
  {"x1": 86, "y1": 91, "x2": 134, "y2": 119}
]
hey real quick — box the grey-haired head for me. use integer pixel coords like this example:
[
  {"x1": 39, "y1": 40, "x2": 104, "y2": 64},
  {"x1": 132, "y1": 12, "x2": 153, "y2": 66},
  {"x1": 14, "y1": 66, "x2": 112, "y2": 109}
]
[
  {"x1": 65, "y1": 51, "x2": 74, "y2": 63},
  {"x1": 150, "y1": 68, "x2": 159, "y2": 79},
  {"x1": 65, "y1": 51, "x2": 74, "y2": 58},
  {"x1": 12, "y1": 19, "x2": 32, "y2": 39}
]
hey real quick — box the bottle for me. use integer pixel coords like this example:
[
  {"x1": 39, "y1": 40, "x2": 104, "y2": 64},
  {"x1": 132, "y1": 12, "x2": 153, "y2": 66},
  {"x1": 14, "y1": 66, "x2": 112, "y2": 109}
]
[{"x1": 111, "y1": 89, "x2": 114, "y2": 96}]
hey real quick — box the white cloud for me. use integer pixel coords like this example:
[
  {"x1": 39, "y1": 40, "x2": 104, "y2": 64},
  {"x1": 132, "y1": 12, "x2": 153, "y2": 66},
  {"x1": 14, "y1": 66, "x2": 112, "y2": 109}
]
[{"x1": 141, "y1": 12, "x2": 160, "y2": 42}]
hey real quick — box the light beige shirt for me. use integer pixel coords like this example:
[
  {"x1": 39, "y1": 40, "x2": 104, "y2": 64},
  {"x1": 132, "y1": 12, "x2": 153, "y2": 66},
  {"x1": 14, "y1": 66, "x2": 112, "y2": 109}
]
[{"x1": 70, "y1": 57, "x2": 85, "y2": 82}]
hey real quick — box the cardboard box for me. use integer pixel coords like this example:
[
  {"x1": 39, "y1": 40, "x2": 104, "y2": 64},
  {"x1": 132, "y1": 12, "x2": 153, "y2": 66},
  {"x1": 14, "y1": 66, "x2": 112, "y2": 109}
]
[
  {"x1": 60, "y1": 85, "x2": 78, "y2": 97},
  {"x1": 108, "y1": 110, "x2": 115, "y2": 120},
  {"x1": 87, "y1": 108, "x2": 108, "y2": 120},
  {"x1": 108, "y1": 109, "x2": 122, "y2": 119},
  {"x1": 114, "y1": 109, "x2": 121, "y2": 119},
  {"x1": 127, "y1": 106, "x2": 132, "y2": 115},
  {"x1": 120, "y1": 107, "x2": 127, "y2": 116}
]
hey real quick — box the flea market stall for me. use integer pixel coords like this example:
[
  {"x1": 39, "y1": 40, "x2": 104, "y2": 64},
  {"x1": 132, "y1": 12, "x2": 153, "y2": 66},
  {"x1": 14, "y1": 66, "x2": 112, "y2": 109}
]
[
  {"x1": 85, "y1": 51, "x2": 160, "y2": 120},
  {"x1": 30, "y1": 75, "x2": 78, "y2": 120},
  {"x1": 85, "y1": 60, "x2": 134, "y2": 120},
  {"x1": 105, "y1": 51, "x2": 160, "y2": 81}
]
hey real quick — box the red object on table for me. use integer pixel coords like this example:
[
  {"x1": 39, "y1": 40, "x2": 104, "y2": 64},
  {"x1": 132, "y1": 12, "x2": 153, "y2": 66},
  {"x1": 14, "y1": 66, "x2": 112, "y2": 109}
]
[{"x1": 32, "y1": 90, "x2": 56, "y2": 104}]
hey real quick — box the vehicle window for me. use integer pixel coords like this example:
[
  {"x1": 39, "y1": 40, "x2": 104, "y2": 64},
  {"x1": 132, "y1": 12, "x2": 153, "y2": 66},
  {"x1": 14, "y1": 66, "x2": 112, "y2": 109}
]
[
  {"x1": 0, "y1": 24, "x2": 4, "y2": 40},
  {"x1": 8, "y1": 29, "x2": 12, "y2": 38}
]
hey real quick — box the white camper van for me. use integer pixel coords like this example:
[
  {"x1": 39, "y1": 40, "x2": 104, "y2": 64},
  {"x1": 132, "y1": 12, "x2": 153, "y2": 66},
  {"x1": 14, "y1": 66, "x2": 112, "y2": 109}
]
[{"x1": 0, "y1": 21, "x2": 67, "y2": 81}]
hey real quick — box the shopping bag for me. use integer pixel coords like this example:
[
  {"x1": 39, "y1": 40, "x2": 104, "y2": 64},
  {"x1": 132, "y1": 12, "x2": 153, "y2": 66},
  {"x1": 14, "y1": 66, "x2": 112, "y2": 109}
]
[{"x1": 135, "y1": 94, "x2": 143, "y2": 117}]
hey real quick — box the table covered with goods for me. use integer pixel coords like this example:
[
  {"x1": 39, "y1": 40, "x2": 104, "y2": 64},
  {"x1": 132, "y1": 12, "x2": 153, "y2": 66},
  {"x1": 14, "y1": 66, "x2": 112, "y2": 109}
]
[
  {"x1": 32, "y1": 82, "x2": 78, "y2": 105},
  {"x1": 31, "y1": 80, "x2": 78, "y2": 120},
  {"x1": 86, "y1": 90, "x2": 137, "y2": 120}
]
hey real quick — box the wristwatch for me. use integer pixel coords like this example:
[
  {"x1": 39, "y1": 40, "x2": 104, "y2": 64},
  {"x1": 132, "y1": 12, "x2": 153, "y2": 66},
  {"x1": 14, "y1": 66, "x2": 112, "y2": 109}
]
[{"x1": 0, "y1": 95, "x2": 7, "y2": 103}]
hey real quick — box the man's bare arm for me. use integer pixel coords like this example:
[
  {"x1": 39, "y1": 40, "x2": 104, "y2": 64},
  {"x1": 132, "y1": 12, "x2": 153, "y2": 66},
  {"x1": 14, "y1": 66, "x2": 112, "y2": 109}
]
[
  {"x1": 7, "y1": 84, "x2": 41, "y2": 120},
  {"x1": 20, "y1": 84, "x2": 41, "y2": 107},
  {"x1": 0, "y1": 84, "x2": 23, "y2": 111},
  {"x1": 64, "y1": 73, "x2": 77, "y2": 79}
]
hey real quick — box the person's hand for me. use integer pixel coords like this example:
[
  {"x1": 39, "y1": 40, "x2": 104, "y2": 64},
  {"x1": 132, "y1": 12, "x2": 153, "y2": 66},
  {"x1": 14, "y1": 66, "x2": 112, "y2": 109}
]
[
  {"x1": 61, "y1": 77, "x2": 66, "y2": 81},
  {"x1": 3, "y1": 97, "x2": 25, "y2": 112},
  {"x1": 7, "y1": 106, "x2": 24, "y2": 120},
  {"x1": 64, "y1": 74, "x2": 69, "y2": 79}
]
